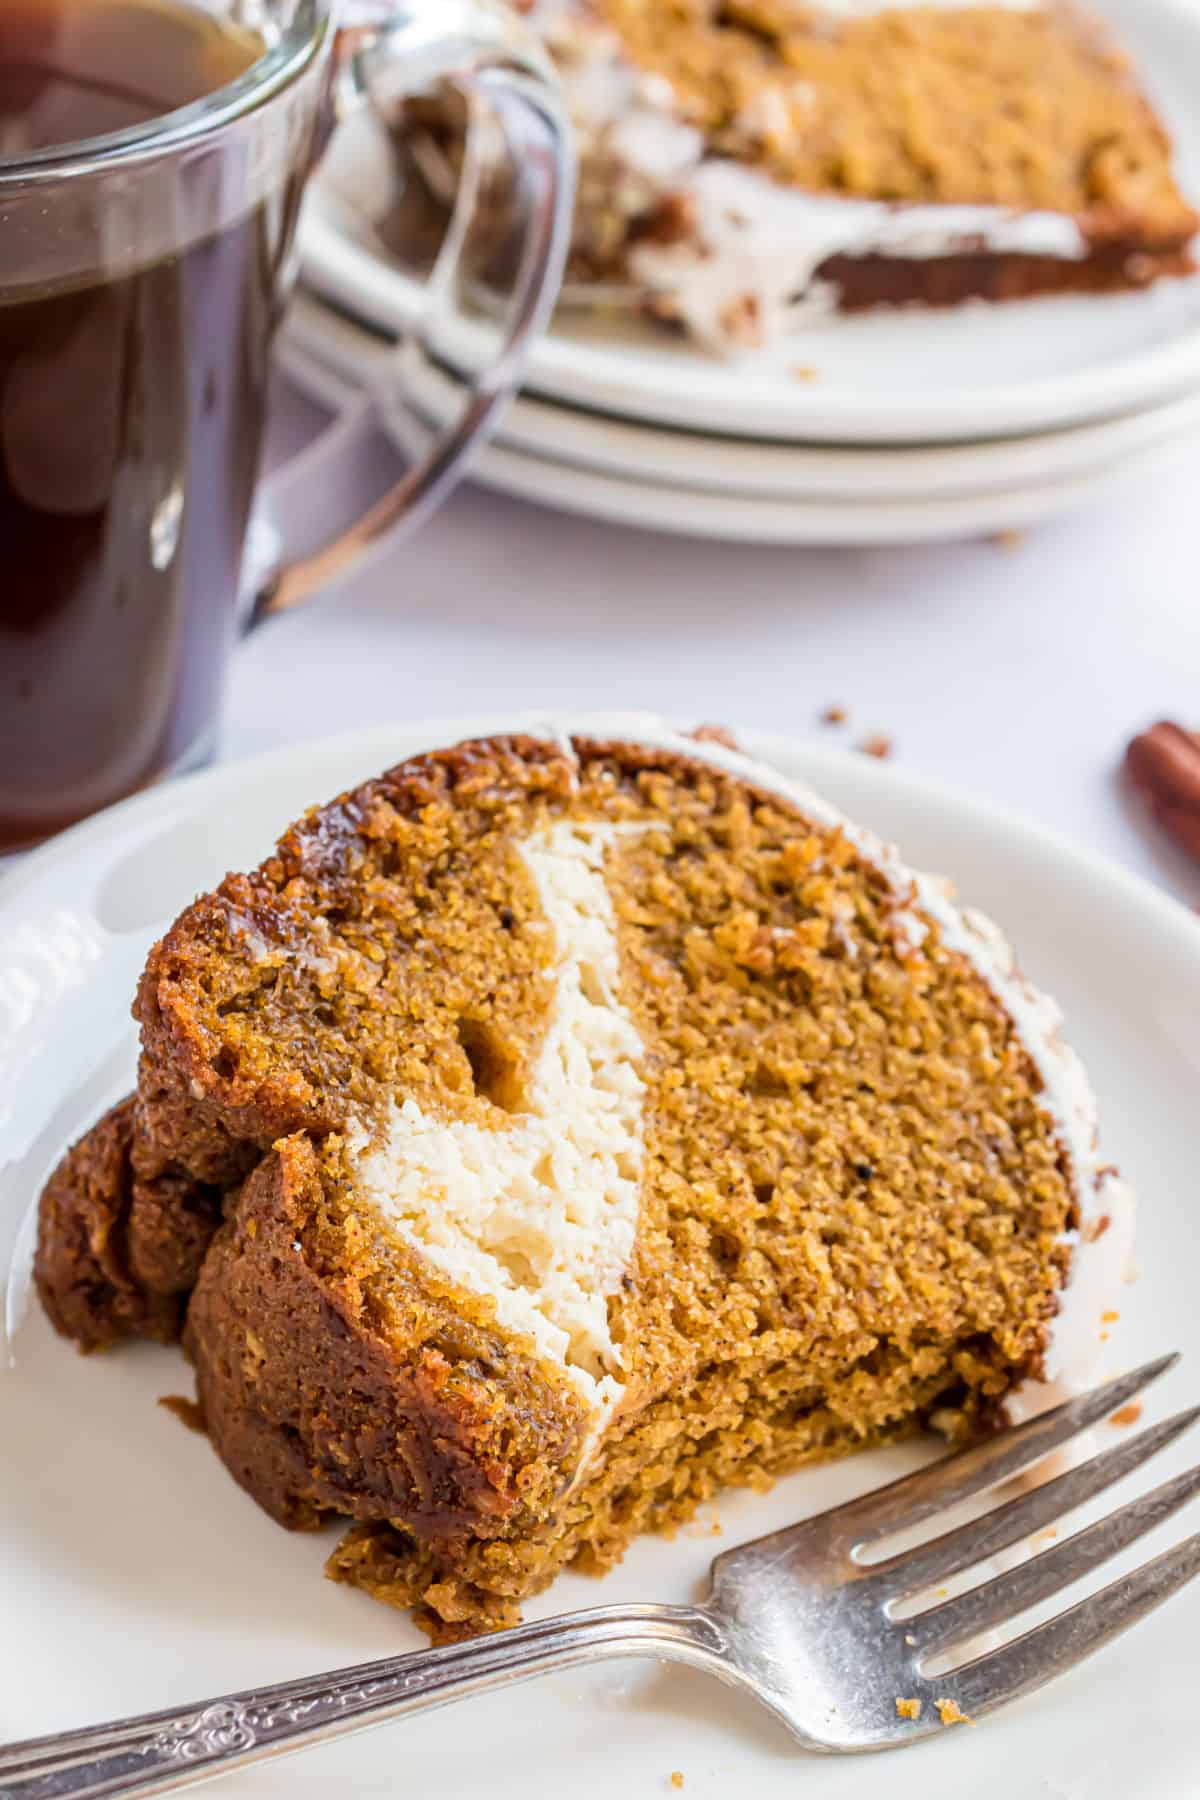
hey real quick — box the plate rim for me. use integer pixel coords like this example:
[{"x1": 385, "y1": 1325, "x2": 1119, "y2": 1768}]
[
  {"x1": 300, "y1": 210, "x2": 1200, "y2": 446},
  {"x1": 275, "y1": 313, "x2": 1195, "y2": 544},
  {"x1": 445, "y1": 428, "x2": 1187, "y2": 542},
  {"x1": 281, "y1": 291, "x2": 1200, "y2": 502}
]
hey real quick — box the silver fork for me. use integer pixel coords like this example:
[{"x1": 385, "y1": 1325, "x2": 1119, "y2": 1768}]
[{"x1": 4, "y1": 1354, "x2": 1199, "y2": 1798}]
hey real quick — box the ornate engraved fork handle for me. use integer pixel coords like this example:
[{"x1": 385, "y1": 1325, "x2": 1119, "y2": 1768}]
[{"x1": 0, "y1": 1604, "x2": 727, "y2": 1799}]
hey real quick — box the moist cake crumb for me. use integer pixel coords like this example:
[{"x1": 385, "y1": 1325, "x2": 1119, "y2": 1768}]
[
  {"x1": 895, "y1": 1697, "x2": 922, "y2": 1721},
  {"x1": 157, "y1": 1394, "x2": 207, "y2": 1434},
  {"x1": 820, "y1": 704, "x2": 848, "y2": 727},
  {"x1": 858, "y1": 734, "x2": 893, "y2": 760},
  {"x1": 1109, "y1": 1401, "x2": 1143, "y2": 1428},
  {"x1": 669, "y1": 1775, "x2": 685, "y2": 1791},
  {"x1": 936, "y1": 1698, "x2": 973, "y2": 1726},
  {"x1": 689, "y1": 722, "x2": 740, "y2": 750}
]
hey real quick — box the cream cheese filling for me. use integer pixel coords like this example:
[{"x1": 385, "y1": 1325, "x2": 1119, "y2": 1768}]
[{"x1": 352, "y1": 820, "x2": 648, "y2": 1422}]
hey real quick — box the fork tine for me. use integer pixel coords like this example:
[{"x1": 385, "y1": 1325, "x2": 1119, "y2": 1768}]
[
  {"x1": 935, "y1": 1530, "x2": 1200, "y2": 1718},
  {"x1": 829, "y1": 1354, "x2": 1179, "y2": 1551},
  {"x1": 872, "y1": 1405, "x2": 1200, "y2": 1597},
  {"x1": 907, "y1": 1458, "x2": 1200, "y2": 1660}
]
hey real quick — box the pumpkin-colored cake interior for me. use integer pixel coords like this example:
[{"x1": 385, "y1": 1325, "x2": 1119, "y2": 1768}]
[
  {"x1": 597, "y1": 0, "x2": 1192, "y2": 226},
  {"x1": 35, "y1": 736, "x2": 1077, "y2": 1639}
]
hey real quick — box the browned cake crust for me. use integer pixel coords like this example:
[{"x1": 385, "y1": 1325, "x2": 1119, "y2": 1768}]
[
  {"x1": 35, "y1": 1096, "x2": 220, "y2": 1351},
  {"x1": 35, "y1": 732, "x2": 1085, "y2": 1639},
  {"x1": 814, "y1": 239, "x2": 1195, "y2": 310},
  {"x1": 638, "y1": 239, "x2": 1196, "y2": 336},
  {"x1": 132, "y1": 735, "x2": 576, "y2": 1161},
  {"x1": 185, "y1": 1132, "x2": 587, "y2": 1540}
]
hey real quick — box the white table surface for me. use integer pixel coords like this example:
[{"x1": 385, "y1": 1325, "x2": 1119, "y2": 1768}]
[{"x1": 242, "y1": 370, "x2": 1200, "y2": 913}]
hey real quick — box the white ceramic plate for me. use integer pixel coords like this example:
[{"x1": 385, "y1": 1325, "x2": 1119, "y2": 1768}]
[
  {"x1": 433, "y1": 429, "x2": 1192, "y2": 543},
  {"x1": 300, "y1": 0, "x2": 1200, "y2": 446},
  {"x1": 277, "y1": 313, "x2": 1197, "y2": 544},
  {"x1": 2, "y1": 717, "x2": 1199, "y2": 1800},
  {"x1": 284, "y1": 289, "x2": 1200, "y2": 502}
]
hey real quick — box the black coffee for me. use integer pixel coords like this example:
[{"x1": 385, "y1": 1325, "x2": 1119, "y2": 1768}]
[{"x1": 0, "y1": 0, "x2": 285, "y2": 850}]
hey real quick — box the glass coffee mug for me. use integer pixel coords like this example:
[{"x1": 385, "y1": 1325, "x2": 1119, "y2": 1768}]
[{"x1": 0, "y1": 0, "x2": 573, "y2": 852}]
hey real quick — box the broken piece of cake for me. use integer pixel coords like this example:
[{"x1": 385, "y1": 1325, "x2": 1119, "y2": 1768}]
[{"x1": 35, "y1": 719, "x2": 1134, "y2": 1639}]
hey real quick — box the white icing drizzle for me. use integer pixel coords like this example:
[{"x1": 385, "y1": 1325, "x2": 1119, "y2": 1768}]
[
  {"x1": 631, "y1": 163, "x2": 1086, "y2": 352},
  {"x1": 511, "y1": 711, "x2": 1134, "y2": 1422}
]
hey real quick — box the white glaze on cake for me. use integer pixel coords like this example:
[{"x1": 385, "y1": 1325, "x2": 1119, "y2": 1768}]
[{"x1": 630, "y1": 162, "x2": 1086, "y2": 351}]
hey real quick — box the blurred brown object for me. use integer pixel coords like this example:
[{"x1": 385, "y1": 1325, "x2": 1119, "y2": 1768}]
[
  {"x1": 690, "y1": 722, "x2": 740, "y2": 750},
  {"x1": 1125, "y1": 721, "x2": 1200, "y2": 861}
]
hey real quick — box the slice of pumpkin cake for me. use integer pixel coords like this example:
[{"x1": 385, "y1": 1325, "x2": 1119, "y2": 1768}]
[
  {"x1": 377, "y1": 1, "x2": 1198, "y2": 353},
  {"x1": 34, "y1": 720, "x2": 1133, "y2": 1638}
]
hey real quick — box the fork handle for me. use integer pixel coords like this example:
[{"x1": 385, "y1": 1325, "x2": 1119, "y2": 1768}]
[{"x1": 0, "y1": 1603, "x2": 726, "y2": 1799}]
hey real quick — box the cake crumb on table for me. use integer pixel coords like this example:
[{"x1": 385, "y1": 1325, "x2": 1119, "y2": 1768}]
[
  {"x1": 858, "y1": 733, "x2": 893, "y2": 759},
  {"x1": 683, "y1": 1507, "x2": 723, "y2": 1539},
  {"x1": 689, "y1": 722, "x2": 740, "y2": 750},
  {"x1": 936, "y1": 1698, "x2": 973, "y2": 1727},
  {"x1": 895, "y1": 1697, "x2": 923, "y2": 1720},
  {"x1": 1109, "y1": 1401, "x2": 1143, "y2": 1427},
  {"x1": 988, "y1": 529, "x2": 1025, "y2": 551},
  {"x1": 791, "y1": 364, "x2": 818, "y2": 382},
  {"x1": 669, "y1": 1772, "x2": 685, "y2": 1790},
  {"x1": 157, "y1": 1394, "x2": 207, "y2": 1434},
  {"x1": 719, "y1": 292, "x2": 763, "y2": 347},
  {"x1": 820, "y1": 704, "x2": 848, "y2": 726}
]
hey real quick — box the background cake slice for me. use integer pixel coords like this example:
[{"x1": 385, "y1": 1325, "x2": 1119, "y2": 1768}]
[
  {"x1": 389, "y1": 0, "x2": 1197, "y2": 351},
  {"x1": 35, "y1": 720, "x2": 1134, "y2": 1639}
]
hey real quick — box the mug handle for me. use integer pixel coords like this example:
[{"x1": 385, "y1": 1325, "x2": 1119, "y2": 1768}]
[{"x1": 250, "y1": 0, "x2": 574, "y2": 624}]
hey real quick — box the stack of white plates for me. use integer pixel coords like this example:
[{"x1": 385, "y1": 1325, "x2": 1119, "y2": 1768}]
[{"x1": 290, "y1": 0, "x2": 1200, "y2": 546}]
